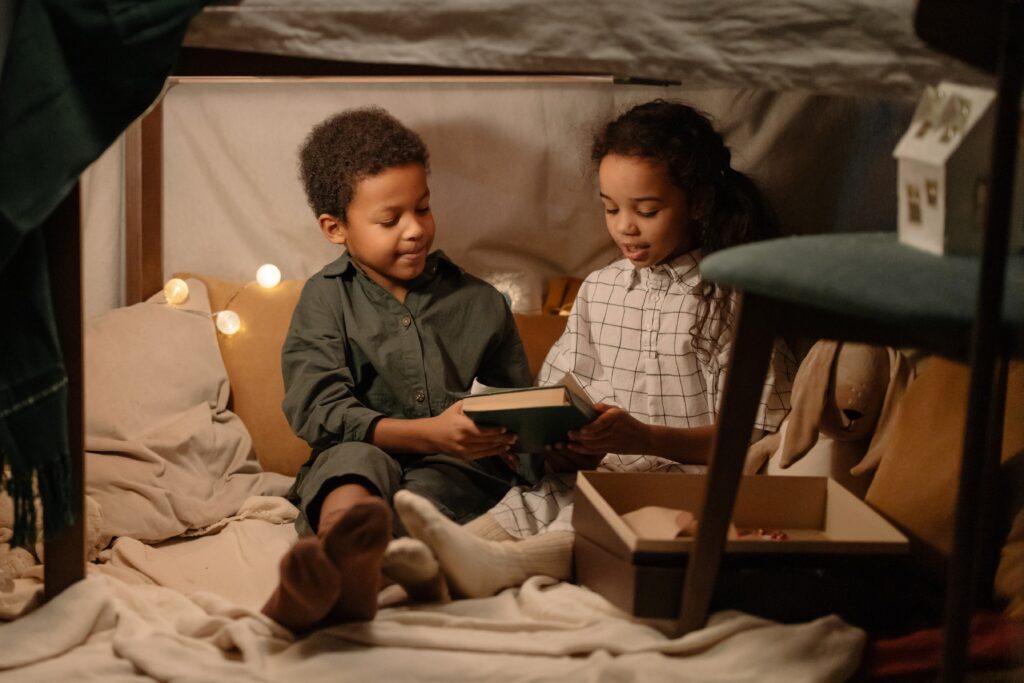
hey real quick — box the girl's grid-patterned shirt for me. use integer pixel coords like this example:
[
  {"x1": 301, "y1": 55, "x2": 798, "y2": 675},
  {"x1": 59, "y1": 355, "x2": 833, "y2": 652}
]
[{"x1": 490, "y1": 250, "x2": 796, "y2": 538}]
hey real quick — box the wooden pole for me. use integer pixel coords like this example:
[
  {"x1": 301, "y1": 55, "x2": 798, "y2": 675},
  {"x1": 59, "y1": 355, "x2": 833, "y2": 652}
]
[
  {"x1": 42, "y1": 183, "x2": 86, "y2": 600},
  {"x1": 124, "y1": 102, "x2": 164, "y2": 304}
]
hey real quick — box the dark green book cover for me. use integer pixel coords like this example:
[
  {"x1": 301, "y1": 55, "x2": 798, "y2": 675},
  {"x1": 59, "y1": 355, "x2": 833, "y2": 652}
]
[{"x1": 462, "y1": 379, "x2": 598, "y2": 454}]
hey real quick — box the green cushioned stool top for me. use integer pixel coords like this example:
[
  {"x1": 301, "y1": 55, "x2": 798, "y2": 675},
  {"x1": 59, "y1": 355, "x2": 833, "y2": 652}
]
[{"x1": 700, "y1": 232, "x2": 1024, "y2": 330}]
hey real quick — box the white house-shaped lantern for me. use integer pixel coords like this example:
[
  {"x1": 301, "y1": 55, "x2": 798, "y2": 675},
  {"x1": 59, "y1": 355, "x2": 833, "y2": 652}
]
[{"x1": 893, "y1": 81, "x2": 1024, "y2": 256}]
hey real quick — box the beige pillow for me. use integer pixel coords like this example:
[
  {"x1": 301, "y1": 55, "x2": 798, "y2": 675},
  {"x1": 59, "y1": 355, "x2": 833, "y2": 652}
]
[
  {"x1": 175, "y1": 273, "x2": 309, "y2": 476},
  {"x1": 865, "y1": 356, "x2": 1024, "y2": 614},
  {"x1": 85, "y1": 279, "x2": 286, "y2": 542}
]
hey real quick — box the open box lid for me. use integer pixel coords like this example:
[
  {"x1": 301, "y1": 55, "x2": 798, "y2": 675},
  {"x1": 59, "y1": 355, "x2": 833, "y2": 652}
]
[{"x1": 573, "y1": 471, "x2": 909, "y2": 559}]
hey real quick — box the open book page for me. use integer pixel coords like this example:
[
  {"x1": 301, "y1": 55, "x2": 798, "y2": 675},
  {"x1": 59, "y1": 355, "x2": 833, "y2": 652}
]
[
  {"x1": 468, "y1": 378, "x2": 510, "y2": 395},
  {"x1": 469, "y1": 372, "x2": 593, "y2": 403},
  {"x1": 559, "y1": 372, "x2": 595, "y2": 409}
]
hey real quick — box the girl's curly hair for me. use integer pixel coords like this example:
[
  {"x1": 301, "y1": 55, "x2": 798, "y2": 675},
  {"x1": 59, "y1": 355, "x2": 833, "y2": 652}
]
[
  {"x1": 299, "y1": 107, "x2": 429, "y2": 222},
  {"x1": 591, "y1": 99, "x2": 778, "y2": 363}
]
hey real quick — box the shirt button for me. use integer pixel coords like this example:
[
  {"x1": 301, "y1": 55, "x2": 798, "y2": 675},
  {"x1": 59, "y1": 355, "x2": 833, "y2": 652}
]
[
  {"x1": 401, "y1": 315, "x2": 412, "y2": 328},
  {"x1": 415, "y1": 391, "x2": 426, "y2": 403}
]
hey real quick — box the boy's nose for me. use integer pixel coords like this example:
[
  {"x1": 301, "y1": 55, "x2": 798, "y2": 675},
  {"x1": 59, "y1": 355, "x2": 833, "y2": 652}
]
[{"x1": 404, "y1": 216, "x2": 426, "y2": 238}]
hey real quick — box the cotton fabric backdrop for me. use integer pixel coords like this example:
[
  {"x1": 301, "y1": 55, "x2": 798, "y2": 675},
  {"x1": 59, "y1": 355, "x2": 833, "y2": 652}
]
[{"x1": 80, "y1": 80, "x2": 912, "y2": 319}]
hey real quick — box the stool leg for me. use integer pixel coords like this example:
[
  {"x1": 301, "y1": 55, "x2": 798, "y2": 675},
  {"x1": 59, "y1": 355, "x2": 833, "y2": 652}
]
[
  {"x1": 940, "y1": 1, "x2": 1022, "y2": 677},
  {"x1": 976, "y1": 357, "x2": 1009, "y2": 601},
  {"x1": 676, "y1": 294, "x2": 775, "y2": 635},
  {"x1": 941, "y1": 355, "x2": 1009, "y2": 682}
]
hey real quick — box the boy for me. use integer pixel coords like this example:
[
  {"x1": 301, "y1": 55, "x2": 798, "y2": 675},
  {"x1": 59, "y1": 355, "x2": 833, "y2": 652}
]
[{"x1": 262, "y1": 107, "x2": 533, "y2": 632}]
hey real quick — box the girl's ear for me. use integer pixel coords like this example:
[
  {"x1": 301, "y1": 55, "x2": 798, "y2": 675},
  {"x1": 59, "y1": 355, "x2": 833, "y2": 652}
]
[
  {"x1": 779, "y1": 340, "x2": 839, "y2": 468},
  {"x1": 319, "y1": 214, "x2": 347, "y2": 245}
]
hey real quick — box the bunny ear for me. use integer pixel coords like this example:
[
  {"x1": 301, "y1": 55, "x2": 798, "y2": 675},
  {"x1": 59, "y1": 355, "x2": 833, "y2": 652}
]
[
  {"x1": 780, "y1": 340, "x2": 838, "y2": 468},
  {"x1": 852, "y1": 347, "x2": 914, "y2": 476}
]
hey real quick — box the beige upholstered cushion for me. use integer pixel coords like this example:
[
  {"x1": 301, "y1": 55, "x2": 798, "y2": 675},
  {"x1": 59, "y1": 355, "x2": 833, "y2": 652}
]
[
  {"x1": 514, "y1": 313, "x2": 568, "y2": 380},
  {"x1": 865, "y1": 356, "x2": 1024, "y2": 614},
  {"x1": 176, "y1": 274, "x2": 568, "y2": 477},
  {"x1": 175, "y1": 273, "x2": 308, "y2": 476}
]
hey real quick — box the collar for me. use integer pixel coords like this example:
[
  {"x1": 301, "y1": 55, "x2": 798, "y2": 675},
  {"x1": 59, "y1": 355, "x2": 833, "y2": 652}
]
[
  {"x1": 623, "y1": 248, "x2": 702, "y2": 290},
  {"x1": 321, "y1": 249, "x2": 458, "y2": 279}
]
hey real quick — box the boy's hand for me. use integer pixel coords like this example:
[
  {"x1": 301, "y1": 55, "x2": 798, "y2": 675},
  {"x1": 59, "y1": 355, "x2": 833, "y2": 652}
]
[
  {"x1": 565, "y1": 403, "x2": 649, "y2": 456},
  {"x1": 429, "y1": 400, "x2": 518, "y2": 460}
]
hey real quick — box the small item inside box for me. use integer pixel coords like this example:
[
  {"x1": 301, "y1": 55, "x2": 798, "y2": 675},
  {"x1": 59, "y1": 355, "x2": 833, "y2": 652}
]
[{"x1": 619, "y1": 505, "x2": 831, "y2": 542}]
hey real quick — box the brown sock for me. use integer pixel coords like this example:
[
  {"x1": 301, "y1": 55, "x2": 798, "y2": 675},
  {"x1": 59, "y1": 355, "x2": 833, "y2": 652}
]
[
  {"x1": 320, "y1": 498, "x2": 391, "y2": 622},
  {"x1": 261, "y1": 537, "x2": 342, "y2": 633}
]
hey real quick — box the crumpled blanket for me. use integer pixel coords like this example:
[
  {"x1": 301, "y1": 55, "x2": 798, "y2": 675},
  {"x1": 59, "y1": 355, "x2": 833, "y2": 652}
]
[{"x1": 0, "y1": 570, "x2": 865, "y2": 683}]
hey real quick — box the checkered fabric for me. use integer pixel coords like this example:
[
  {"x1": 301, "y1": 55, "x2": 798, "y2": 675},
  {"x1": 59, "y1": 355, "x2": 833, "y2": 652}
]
[{"x1": 490, "y1": 250, "x2": 796, "y2": 538}]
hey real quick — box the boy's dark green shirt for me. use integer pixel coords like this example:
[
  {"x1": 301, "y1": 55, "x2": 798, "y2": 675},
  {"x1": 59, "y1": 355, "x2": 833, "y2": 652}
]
[{"x1": 282, "y1": 249, "x2": 532, "y2": 452}]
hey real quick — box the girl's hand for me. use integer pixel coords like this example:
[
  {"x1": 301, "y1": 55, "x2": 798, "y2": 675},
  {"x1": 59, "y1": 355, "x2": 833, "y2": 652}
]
[
  {"x1": 566, "y1": 403, "x2": 650, "y2": 456},
  {"x1": 543, "y1": 443, "x2": 603, "y2": 473},
  {"x1": 428, "y1": 400, "x2": 517, "y2": 460}
]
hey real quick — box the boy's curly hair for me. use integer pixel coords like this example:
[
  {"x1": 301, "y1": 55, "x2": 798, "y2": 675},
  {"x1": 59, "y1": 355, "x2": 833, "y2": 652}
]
[{"x1": 299, "y1": 107, "x2": 430, "y2": 222}]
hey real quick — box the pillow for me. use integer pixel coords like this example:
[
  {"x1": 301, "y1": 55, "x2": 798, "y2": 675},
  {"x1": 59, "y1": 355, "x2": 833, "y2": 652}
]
[
  {"x1": 84, "y1": 279, "x2": 290, "y2": 542},
  {"x1": 175, "y1": 272, "x2": 309, "y2": 476},
  {"x1": 865, "y1": 356, "x2": 1024, "y2": 614}
]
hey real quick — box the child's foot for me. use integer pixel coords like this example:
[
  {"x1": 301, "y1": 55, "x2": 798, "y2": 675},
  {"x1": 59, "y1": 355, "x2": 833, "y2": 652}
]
[
  {"x1": 381, "y1": 537, "x2": 450, "y2": 603},
  {"x1": 261, "y1": 537, "x2": 342, "y2": 633},
  {"x1": 393, "y1": 490, "x2": 524, "y2": 598},
  {"x1": 320, "y1": 498, "x2": 391, "y2": 622}
]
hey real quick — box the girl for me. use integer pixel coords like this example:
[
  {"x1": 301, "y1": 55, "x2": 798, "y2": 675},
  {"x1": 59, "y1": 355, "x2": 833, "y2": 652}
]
[{"x1": 392, "y1": 99, "x2": 796, "y2": 598}]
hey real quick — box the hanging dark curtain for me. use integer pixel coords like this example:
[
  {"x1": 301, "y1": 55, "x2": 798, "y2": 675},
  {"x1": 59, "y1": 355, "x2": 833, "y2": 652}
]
[{"x1": 0, "y1": 0, "x2": 205, "y2": 547}]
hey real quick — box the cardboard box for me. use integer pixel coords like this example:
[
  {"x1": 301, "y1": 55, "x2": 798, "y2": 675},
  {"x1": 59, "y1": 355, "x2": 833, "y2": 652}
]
[{"x1": 572, "y1": 471, "x2": 910, "y2": 626}]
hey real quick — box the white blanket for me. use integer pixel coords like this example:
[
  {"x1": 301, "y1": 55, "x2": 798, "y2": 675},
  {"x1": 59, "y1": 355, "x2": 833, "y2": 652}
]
[
  {"x1": 0, "y1": 495, "x2": 865, "y2": 681},
  {"x1": 0, "y1": 569, "x2": 864, "y2": 683}
]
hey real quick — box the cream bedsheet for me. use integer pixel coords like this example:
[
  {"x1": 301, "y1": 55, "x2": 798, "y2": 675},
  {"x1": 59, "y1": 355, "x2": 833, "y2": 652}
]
[{"x1": 0, "y1": 497, "x2": 866, "y2": 683}]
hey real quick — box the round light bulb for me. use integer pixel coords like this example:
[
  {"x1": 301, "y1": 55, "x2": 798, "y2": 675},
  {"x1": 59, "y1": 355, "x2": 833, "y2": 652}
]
[
  {"x1": 256, "y1": 263, "x2": 281, "y2": 289},
  {"x1": 215, "y1": 310, "x2": 241, "y2": 336},
  {"x1": 163, "y1": 278, "x2": 190, "y2": 305}
]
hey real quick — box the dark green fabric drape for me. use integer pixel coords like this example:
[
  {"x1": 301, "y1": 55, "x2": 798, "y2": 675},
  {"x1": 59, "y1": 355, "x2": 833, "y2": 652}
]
[{"x1": 0, "y1": 0, "x2": 204, "y2": 547}]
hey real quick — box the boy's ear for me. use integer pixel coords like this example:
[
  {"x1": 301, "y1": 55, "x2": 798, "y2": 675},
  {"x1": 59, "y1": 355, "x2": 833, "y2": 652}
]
[{"x1": 319, "y1": 214, "x2": 347, "y2": 245}]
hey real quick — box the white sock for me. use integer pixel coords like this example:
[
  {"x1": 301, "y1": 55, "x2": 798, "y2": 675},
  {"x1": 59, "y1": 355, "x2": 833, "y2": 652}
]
[
  {"x1": 393, "y1": 490, "x2": 574, "y2": 598},
  {"x1": 381, "y1": 537, "x2": 449, "y2": 602},
  {"x1": 463, "y1": 512, "x2": 516, "y2": 541}
]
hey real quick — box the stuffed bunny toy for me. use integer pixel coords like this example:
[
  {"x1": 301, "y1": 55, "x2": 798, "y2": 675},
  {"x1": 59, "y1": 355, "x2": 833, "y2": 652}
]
[{"x1": 745, "y1": 340, "x2": 913, "y2": 497}]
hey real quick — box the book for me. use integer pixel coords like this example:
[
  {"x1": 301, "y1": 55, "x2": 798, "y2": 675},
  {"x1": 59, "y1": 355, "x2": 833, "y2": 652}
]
[{"x1": 462, "y1": 374, "x2": 598, "y2": 454}]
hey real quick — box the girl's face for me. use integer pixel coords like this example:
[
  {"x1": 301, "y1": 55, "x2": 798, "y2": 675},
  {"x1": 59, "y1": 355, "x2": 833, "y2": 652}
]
[{"x1": 598, "y1": 154, "x2": 696, "y2": 268}]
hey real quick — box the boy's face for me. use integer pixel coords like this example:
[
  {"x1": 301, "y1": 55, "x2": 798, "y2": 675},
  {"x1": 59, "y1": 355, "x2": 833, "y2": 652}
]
[
  {"x1": 598, "y1": 154, "x2": 696, "y2": 268},
  {"x1": 320, "y1": 163, "x2": 435, "y2": 300}
]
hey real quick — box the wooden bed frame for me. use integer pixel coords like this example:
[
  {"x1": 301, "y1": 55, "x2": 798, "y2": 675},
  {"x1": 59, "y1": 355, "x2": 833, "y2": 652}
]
[{"x1": 40, "y1": 19, "x2": 1021, "y2": 679}]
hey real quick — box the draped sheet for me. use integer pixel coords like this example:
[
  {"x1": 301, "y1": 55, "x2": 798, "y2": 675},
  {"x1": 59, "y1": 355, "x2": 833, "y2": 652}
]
[{"x1": 183, "y1": 0, "x2": 991, "y2": 100}]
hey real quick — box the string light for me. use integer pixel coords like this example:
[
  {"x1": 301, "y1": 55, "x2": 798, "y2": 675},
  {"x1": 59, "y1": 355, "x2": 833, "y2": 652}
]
[
  {"x1": 256, "y1": 263, "x2": 281, "y2": 289},
  {"x1": 162, "y1": 264, "x2": 283, "y2": 337},
  {"x1": 163, "y1": 278, "x2": 190, "y2": 305},
  {"x1": 214, "y1": 310, "x2": 241, "y2": 336}
]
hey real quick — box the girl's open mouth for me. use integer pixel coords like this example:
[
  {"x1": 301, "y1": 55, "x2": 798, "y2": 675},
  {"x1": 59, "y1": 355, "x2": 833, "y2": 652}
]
[{"x1": 622, "y1": 244, "x2": 649, "y2": 259}]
